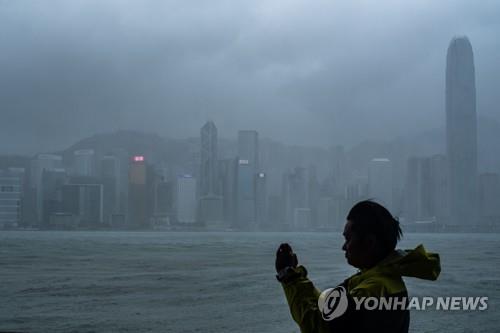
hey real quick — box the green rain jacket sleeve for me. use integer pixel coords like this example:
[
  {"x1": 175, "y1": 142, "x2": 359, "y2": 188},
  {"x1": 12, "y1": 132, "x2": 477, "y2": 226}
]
[{"x1": 280, "y1": 266, "x2": 332, "y2": 333}]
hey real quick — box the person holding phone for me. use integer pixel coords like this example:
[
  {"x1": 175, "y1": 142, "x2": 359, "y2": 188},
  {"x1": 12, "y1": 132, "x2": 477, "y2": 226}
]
[{"x1": 276, "y1": 200, "x2": 441, "y2": 333}]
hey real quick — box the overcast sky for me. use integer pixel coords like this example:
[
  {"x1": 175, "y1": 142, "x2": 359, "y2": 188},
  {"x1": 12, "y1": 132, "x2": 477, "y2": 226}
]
[{"x1": 1, "y1": 0, "x2": 499, "y2": 154}]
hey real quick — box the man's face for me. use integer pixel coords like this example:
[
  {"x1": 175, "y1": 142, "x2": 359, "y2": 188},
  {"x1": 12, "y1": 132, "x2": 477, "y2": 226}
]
[{"x1": 342, "y1": 220, "x2": 371, "y2": 269}]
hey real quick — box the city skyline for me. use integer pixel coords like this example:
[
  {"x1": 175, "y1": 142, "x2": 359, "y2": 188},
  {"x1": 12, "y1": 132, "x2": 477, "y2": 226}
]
[{"x1": 1, "y1": 35, "x2": 499, "y2": 232}]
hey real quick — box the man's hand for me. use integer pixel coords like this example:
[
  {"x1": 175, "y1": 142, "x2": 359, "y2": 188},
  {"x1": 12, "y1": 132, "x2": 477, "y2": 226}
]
[{"x1": 275, "y1": 243, "x2": 298, "y2": 273}]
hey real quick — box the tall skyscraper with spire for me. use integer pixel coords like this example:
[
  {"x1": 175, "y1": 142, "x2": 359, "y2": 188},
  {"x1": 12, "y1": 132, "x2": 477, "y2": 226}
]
[
  {"x1": 199, "y1": 121, "x2": 224, "y2": 228},
  {"x1": 446, "y1": 36, "x2": 478, "y2": 228}
]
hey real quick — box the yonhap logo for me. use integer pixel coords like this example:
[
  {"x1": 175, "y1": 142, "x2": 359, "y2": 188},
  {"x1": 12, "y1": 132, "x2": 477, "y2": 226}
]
[
  {"x1": 318, "y1": 286, "x2": 349, "y2": 321},
  {"x1": 318, "y1": 290, "x2": 488, "y2": 320}
]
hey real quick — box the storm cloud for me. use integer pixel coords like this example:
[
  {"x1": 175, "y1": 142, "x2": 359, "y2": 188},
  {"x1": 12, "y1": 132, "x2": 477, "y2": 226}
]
[{"x1": 1, "y1": 0, "x2": 500, "y2": 153}]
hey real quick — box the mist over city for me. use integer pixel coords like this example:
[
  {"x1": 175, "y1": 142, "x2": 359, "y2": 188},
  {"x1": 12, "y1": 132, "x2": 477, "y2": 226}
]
[
  {"x1": 1, "y1": 1, "x2": 500, "y2": 153},
  {"x1": 1, "y1": 1, "x2": 500, "y2": 332}
]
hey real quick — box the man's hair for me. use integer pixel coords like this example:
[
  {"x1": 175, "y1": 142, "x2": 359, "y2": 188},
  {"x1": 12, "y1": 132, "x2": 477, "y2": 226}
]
[{"x1": 346, "y1": 200, "x2": 402, "y2": 256}]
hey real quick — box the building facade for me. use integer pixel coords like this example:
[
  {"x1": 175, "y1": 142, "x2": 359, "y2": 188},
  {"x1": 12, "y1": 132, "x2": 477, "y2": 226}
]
[
  {"x1": 200, "y1": 121, "x2": 218, "y2": 196},
  {"x1": 236, "y1": 130, "x2": 259, "y2": 229},
  {"x1": 446, "y1": 36, "x2": 478, "y2": 228},
  {"x1": 0, "y1": 168, "x2": 25, "y2": 228},
  {"x1": 177, "y1": 175, "x2": 197, "y2": 224}
]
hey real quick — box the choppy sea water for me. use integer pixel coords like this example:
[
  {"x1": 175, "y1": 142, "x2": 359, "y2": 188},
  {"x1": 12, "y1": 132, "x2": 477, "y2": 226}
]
[{"x1": 0, "y1": 231, "x2": 499, "y2": 333}]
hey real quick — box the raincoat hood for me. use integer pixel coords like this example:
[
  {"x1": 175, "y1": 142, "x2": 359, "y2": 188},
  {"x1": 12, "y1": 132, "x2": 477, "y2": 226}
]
[
  {"x1": 375, "y1": 244, "x2": 441, "y2": 280},
  {"x1": 347, "y1": 244, "x2": 441, "y2": 297}
]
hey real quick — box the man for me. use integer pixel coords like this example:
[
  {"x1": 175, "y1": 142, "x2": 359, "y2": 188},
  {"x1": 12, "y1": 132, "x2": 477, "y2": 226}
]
[{"x1": 276, "y1": 200, "x2": 441, "y2": 333}]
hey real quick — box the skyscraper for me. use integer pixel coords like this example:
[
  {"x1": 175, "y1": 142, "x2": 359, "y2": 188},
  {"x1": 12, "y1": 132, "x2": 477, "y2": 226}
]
[
  {"x1": 41, "y1": 168, "x2": 67, "y2": 227},
  {"x1": 238, "y1": 130, "x2": 259, "y2": 168},
  {"x1": 200, "y1": 121, "x2": 218, "y2": 196},
  {"x1": 236, "y1": 130, "x2": 259, "y2": 229},
  {"x1": 61, "y1": 183, "x2": 104, "y2": 227},
  {"x1": 128, "y1": 155, "x2": 152, "y2": 228},
  {"x1": 446, "y1": 36, "x2": 478, "y2": 228},
  {"x1": 199, "y1": 121, "x2": 223, "y2": 228},
  {"x1": 30, "y1": 154, "x2": 62, "y2": 226},
  {"x1": 73, "y1": 149, "x2": 95, "y2": 177},
  {"x1": 220, "y1": 158, "x2": 238, "y2": 226},
  {"x1": 100, "y1": 155, "x2": 119, "y2": 224},
  {"x1": 177, "y1": 175, "x2": 197, "y2": 224},
  {"x1": 404, "y1": 155, "x2": 448, "y2": 224},
  {"x1": 0, "y1": 168, "x2": 25, "y2": 228},
  {"x1": 255, "y1": 172, "x2": 267, "y2": 228}
]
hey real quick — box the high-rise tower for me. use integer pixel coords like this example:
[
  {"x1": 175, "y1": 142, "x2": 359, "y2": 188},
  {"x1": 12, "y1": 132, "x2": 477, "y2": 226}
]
[
  {"x1": 236, "y1": 130, "x2": 259, "y2": 229},
  {"x1": 200, "y1": 121, "x2": 218, "y2": 196},
  {"x1": 446, "y1": 36, "x2": 478, "y2": 228},
  {"x1": 199, "y1": 121, "x2": 224, "y2": 228}
]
